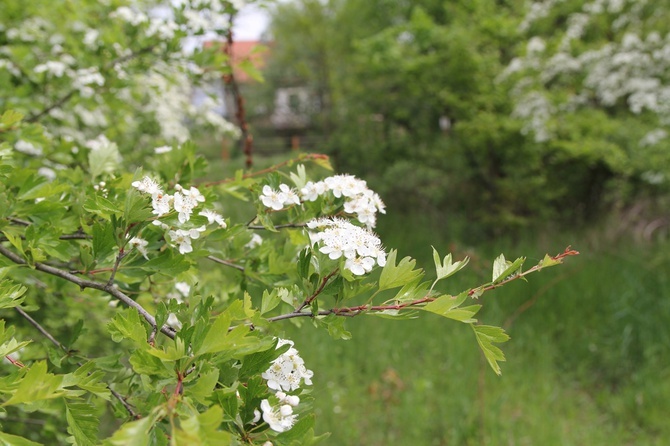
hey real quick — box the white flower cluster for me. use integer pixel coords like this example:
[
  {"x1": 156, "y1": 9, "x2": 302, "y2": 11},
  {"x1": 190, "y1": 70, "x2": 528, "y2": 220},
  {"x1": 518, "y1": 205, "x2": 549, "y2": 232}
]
[
  {"x1": 258, "y1": 174, "x2": 386, "y2": 228},
  {"x1": 131, "y1": 176, "x2": 226, "y2": 255},
  {"x1": 258, "y1": 339, "x2": 313, "y2": 433},
  {"x1": 302, "y1": 174, "x2": 386, "y2": 228},
  {"x1": 259, "y1": 184, "x2": 301, "y2": 210},
  {"x1": 307, "y1": 217, "x2": 387, "y2": 276}
]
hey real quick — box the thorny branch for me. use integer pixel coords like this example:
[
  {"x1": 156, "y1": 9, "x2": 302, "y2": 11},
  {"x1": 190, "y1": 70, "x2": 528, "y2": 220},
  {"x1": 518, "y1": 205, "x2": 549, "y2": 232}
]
[{"x1": 263, "y1": 247, "x2": 581, "y2": 324}]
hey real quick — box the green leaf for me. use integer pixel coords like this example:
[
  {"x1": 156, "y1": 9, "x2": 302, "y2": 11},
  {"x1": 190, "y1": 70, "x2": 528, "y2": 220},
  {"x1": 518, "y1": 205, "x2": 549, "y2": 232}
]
[
  {"x1": 297, "y1": 248, "x2": 312, "y2": 279},
  {"x1": 238, "y1": 340, "x2": 282, "y2": 381},
  {"x1": 3, "y1": 361, "x2": 65, "y2": 406},
  {"x1": 237, "y1": 58, "x2": 265, "y2": 83},
  {"x1": 260, "y1": 289, "x2": 281, "y2": 315},
  {"x1": 92, "y1": 221, "x2": 117, "y2": 263},
  {"x1": 492, "y1": 254, "x2": 525, "y2": 284},
  {"x1": 108, "y1": 308, "x2": 149, "y2": 348},
  {"x1": 432, "y1": 247, "x2": 469, "y2": 282},
  {"x1": 66, "y1": 400, "x2": 100, "y2": 446},
  {"x1": 0, "y1": 279, "x2": 27, "y2": 309},
  {"x1": 0, "y1": 431, "x2": 43, "y2": 446},
  {"x1": 423, "y1": 292, "x2": 481, "y2": 323},
  {"x1": 103, "y1": 414, "x2": 155, "y2": 446},
  {"x1": 83, "y1": 195, "x2": 123, "y2": 219},
  {"x1": 472, "y1": 325, "x2": 511, "y2": 376},
  {"x1": 139, "y1": 251, "x2": 191, "y2": 277},
  {"x1": 320, "y1": 314, "x2": 352, "y2": 340},
  {"x1": 0, "y1": 110, "x2": 24, "y2": 129},
  {"x1": 64, "y1": 361, "x2": 111, "y2": 400},
  {"x1": 173, "y1": 406, "x2": 231, "y2": 445},
  {"x1": 185, "y1": 368, "x2": 219, "y2": 405},
  {"x1": 88, "y1": 141, "x2": 122, "y2": 178},
  {"x1": 378, "y1": 250, "x2": 424, "y2": 291}
]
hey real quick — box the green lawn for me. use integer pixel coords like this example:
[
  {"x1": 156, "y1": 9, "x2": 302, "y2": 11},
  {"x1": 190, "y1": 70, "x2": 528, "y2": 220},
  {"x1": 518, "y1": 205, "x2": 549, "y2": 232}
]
[{"x1": 278, "y1": 221, "x2": 670, "y2": 445}]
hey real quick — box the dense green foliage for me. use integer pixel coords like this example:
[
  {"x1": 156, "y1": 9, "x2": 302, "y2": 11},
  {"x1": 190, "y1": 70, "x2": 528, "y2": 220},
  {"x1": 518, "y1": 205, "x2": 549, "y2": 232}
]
[
  {"x1": 264, "y1": 0, "x2": 670, "y2": 234},
  {"x1": 0, "y1": 1, "x2": 577, "y2": 444}
]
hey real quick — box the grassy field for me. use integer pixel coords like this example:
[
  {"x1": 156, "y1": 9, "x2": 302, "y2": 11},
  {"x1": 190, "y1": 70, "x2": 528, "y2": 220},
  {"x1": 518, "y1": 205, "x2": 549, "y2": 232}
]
[
  {"x1": 204, "y1": 151, "x2": 670, "y2": 444},
  {"x1": 277, "y1": 218, "x2": 670, "y2": 445}
]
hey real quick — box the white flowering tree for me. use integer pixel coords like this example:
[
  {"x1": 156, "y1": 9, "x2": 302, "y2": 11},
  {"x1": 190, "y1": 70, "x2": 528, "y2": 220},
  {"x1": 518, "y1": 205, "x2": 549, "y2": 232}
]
[
  {"x1": 0, "y1": 0, "x2": 578, "y2": 444},
  {"x1": 500, "y1": 0, "x2": 670, "y2": 194}
]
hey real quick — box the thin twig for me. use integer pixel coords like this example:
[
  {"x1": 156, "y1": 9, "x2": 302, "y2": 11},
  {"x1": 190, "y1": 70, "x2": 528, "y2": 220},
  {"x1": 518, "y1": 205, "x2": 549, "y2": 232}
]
[
  {"x1": 247, "y1": 222, "x2": 307, "y2": 230},
  {"x1": 0, "y1": 244, "x2": 176, "y2": 340},
  {"x1": 297, "y1": 269, "x2": 338, "y2": 312},
  {"x1": 206, "y1": 255, "x2": 245, "y2": 271},
  {"x1": 15, "y1": 307, "x2": 67, "y2": 351}
]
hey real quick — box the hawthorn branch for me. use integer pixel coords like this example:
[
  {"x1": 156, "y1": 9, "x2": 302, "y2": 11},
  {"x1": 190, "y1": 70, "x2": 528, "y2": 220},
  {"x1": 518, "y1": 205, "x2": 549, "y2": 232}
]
[
  {"x1": 297, "y1": 269, "x2": 338, "y2": 312},
  {"x1": 207, "y1": 255, "x2": 245, "y2": 272},
  {"x1": 264, "y1": 248, "x2": 581, "y2": 324},
  {"x1": 0, "y1": 244, "x2": 176, "y2": 340},
  {"x1": 247, "y1": 222, "x2": 307, "y2": 230}
]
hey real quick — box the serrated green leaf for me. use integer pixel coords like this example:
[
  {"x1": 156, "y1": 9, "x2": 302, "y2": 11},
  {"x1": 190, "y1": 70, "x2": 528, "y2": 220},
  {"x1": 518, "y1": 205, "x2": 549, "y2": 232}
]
[
  {"x1": 378, "y1": 250, "x2": 424, "y2": 291},
  {"x1": 2, "y1": 361, "x2": 65, "y2": 406},
  {"x1": 432, "y1": 247, "x2": 469, "y2": 282},
  {"x1": 103, "y1": 413, "x2": 155, "y2": 446},
  {"x1": 472, "y1": 325, "x2": 511, "y2": 376},
  {"x1": 0, "y1": 279, "x2": 27, "y2": 309},
  {"x1": 92, "y1": 221, "x2": 117, "y2": 263},
  {"x1": 108, "y1": 308, "x2": 149, "y2": 348},
  {"x1": 539, "y1": 254, "x2": 562, "y2": 268},
  {"x1": 66, "y1": 400, "x2": 99, "y2": 446},
  {"x1": 260, "y1": 289, "x2": 281, "y2": 315},
  {"x1": 423, "y1": 292, "x2": 480, "y2": 323},
  {"x1": 185, "y1": 368, "x2": 219, "y2": 404}
]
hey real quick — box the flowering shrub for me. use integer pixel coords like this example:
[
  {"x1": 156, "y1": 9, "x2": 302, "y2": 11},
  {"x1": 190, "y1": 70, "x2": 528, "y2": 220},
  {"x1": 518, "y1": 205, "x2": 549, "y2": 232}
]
[{"x1": 0, "y1": 0, "x2": 577, "y2": 444}]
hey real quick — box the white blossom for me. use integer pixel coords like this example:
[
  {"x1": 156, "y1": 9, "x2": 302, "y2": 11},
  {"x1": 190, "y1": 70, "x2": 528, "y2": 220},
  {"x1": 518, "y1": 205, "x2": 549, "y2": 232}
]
[
  {"x1": 261, "y1": 338, "x2": 313, "y2": 392},
  {"x1": 260, "y1": 185, "x2": 287, "y2": 210},
  {"x1": 307, "y1": 218, "x2": 386, "y2": 276},
  {"x1": 260, "y1": 399, "x2": 296, "y2": 433},
  {"x1": 199, "y1": 209, "x2": 226, "y2": 228},
  {"x1": 128, "y1": 237, "x2": 150, "y2": 260}
]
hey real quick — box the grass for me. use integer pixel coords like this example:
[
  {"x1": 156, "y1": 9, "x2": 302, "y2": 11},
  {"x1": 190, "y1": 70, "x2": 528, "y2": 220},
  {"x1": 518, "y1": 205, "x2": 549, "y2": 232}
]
[
  {"x1": 202, "y1": 151, "x2": 670, "y2": 444},
  {"x1": 276, "y1": 217, "x2": 670, "y2": 445}
]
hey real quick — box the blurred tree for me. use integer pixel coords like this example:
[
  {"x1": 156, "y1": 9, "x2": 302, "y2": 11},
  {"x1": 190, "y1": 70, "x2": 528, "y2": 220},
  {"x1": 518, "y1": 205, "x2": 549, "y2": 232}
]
[{"x1": 265, "y1": 0, "x2": 670, "y2": 236}]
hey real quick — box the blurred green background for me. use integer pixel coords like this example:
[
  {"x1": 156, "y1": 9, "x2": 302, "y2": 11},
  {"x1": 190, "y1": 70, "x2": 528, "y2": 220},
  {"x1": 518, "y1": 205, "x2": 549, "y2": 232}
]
[{"x1": 200, "y1": 0, "x2": 670, "y2": 443}]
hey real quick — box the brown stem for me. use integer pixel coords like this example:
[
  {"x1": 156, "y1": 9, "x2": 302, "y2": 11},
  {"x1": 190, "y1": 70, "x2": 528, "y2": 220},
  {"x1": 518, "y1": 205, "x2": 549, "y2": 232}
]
[
  {"x1": 297, "y1": 269, "x2": 338, "y2": 312},
  {"x1": 223, "y1": 15, "x2": 253, "y2": 169}
]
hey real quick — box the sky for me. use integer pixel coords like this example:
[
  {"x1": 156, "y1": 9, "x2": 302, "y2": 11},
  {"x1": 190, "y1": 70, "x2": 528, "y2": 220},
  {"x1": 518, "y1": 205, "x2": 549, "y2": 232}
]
[{"x1": 233, "y1": 4, "x2": 271, "y2": 40}]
